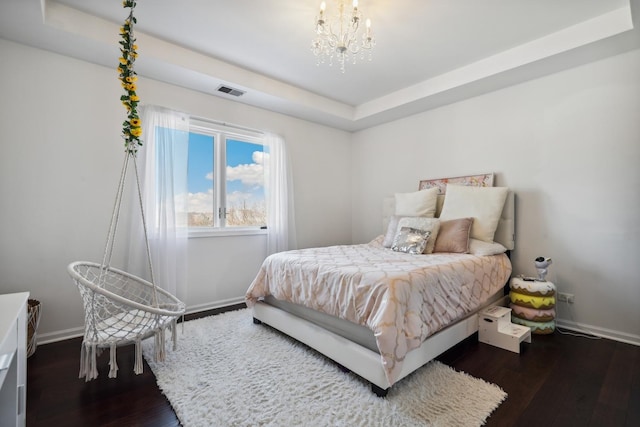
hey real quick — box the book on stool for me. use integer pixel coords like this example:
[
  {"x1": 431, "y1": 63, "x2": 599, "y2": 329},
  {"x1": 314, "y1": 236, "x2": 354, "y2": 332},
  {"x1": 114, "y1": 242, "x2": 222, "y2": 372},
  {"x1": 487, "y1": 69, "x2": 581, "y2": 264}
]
[{"x1": 478, "y1": 306, "x2": 531, "y2": 353}]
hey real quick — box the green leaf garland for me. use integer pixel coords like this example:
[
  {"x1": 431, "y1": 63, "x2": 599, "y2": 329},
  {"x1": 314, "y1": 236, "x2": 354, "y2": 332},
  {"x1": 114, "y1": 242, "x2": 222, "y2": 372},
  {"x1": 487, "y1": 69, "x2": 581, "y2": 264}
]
[{"x1": 118, "y1": 0, "x2": 142, "y2": 154}]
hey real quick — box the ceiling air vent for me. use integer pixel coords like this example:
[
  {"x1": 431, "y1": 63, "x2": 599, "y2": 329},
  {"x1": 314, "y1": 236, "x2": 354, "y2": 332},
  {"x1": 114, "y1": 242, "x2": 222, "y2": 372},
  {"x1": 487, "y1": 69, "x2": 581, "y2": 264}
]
[{"x1": 216, "y1": 85, "x2": 245, "y2": 97}]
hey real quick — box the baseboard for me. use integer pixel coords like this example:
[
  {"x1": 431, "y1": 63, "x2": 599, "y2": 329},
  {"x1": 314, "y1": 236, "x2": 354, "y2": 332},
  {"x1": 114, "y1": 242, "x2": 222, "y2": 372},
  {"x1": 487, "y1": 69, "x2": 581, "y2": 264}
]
[
  {"x1": 555, "y1": 318, "x2": 640, "y2": 347},
  {"x1": 36, "y1": 297, "x2": 247, "y2": 345},
  {"x1": 38, "y1": 326, "x2": 84, "y2": 345},
  {"x1": 37, "y1": 300, "x2": 639, "y2": 348},
  {"x1": 184, "y1": 297, "x2": 246, "y2": 315}
]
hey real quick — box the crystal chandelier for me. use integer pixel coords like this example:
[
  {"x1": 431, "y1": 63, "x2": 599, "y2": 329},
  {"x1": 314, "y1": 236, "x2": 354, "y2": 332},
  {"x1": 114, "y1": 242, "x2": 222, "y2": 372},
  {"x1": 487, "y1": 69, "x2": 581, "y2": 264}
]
[{"x1": 311, "y1": 0, "x2": 376, "y2": 73}]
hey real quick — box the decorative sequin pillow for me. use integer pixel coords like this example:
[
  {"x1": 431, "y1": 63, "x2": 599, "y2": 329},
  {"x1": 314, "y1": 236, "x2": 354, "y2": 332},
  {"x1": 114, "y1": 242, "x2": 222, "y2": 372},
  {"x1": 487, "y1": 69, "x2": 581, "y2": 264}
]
[
  {"x1": 397, "y1": 217, "x2": 440, "y2": 254},
  {"x1": 391, "y1": 227, "x2": 431, "y2": 255}
]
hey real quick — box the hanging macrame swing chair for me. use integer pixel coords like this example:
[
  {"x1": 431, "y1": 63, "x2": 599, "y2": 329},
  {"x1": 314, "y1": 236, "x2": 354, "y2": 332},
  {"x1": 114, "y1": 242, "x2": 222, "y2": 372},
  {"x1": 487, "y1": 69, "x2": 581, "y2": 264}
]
[{"x1": 68, "y1": 151, "x2": 186, "y2": 381}]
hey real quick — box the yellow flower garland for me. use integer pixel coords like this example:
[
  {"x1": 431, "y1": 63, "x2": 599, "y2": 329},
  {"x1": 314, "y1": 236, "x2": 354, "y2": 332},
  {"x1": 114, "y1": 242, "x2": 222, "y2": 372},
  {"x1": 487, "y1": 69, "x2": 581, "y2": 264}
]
[{"x1": 119, "y1": 0, "x2": 142, "y2": 153}]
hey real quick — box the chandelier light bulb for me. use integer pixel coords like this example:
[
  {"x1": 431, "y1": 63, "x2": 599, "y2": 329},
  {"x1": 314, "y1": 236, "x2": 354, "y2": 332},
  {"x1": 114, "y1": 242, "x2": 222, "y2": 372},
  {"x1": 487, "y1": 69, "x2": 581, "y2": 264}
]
[{"x1": 311, "y1": 0, "x2": 375, "y2": 73}]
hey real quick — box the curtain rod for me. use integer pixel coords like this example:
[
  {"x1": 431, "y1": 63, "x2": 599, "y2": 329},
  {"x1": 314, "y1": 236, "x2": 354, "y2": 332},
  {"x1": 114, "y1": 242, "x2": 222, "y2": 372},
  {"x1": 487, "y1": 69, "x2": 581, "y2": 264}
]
[{"x1": 189, "y1": 115, "x2": 265, "y2": 136}]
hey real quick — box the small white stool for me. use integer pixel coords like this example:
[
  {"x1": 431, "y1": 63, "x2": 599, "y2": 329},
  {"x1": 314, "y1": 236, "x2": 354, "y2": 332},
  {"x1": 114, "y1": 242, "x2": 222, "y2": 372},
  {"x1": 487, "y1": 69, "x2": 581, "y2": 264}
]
[{"x1": 478, "y1": 306, "x2": 531, "y2": 353}]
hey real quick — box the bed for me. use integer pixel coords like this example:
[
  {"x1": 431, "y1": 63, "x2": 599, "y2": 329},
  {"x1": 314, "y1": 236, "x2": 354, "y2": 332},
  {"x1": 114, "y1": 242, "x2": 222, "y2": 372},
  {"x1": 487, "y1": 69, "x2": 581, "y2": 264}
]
[{"x1": 246, "y1": 174, "x2": 515, "y2": 396}]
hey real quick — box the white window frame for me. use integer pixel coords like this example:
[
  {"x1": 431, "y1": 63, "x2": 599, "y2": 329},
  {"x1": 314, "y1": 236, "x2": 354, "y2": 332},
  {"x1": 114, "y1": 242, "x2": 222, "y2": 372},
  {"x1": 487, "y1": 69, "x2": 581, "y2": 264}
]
[{"x1": 188, "y1": 120, "x2": 267, "y2": 238}]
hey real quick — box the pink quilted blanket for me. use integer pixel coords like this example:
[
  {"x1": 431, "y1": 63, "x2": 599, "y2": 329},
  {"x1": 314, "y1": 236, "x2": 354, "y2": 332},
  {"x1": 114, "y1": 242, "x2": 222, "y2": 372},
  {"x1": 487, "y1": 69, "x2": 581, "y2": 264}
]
[{"x1": 245, "y1": 237, "x2": 511, "y2": 385}]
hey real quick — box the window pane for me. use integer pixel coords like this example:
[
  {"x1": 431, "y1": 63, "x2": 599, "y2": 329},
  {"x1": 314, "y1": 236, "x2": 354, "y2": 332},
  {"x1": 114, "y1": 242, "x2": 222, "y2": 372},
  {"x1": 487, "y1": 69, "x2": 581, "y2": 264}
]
[
  {"x1": 187, "y1": 132, "x2": 214, "y2": 227},
  {"x1": 225, "y1": 139, "x2": 266, "y2": 227}
]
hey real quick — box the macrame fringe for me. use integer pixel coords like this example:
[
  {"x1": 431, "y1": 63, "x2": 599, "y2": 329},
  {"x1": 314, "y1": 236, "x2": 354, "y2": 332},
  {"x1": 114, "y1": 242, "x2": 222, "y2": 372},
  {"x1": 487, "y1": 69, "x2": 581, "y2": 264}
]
[
  {"x1": 172, "y1": 319, "x2": 178, "y2": 351},
  {"x1": 134, "y1": 339, "x2": 144, "y2": 374},
  {"x1": 79, "y1": 343, "x2": 99, "y2": 382},
  {"x1": 90, "y1": 345, "x2": 98, "y2": 381},
  {"x1": 79, "y1": 344, "x2": 86, "y2": 379},
  {"x1": 155, "y1": 328, "x2": 166, "y2": 362},
  {"x1": 108, "y1": 343, "x2": 119, "y2": 378},
  {"x1": 77, "y1": 320, "x2": 182, "y2": 380}
]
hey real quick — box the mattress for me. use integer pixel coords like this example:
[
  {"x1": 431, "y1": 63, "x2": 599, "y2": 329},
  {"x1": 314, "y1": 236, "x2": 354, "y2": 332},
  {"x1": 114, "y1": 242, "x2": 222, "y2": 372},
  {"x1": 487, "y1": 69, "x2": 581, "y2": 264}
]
[{"x1": 246, "y1": 236, "x2": 512, "y2": 385}]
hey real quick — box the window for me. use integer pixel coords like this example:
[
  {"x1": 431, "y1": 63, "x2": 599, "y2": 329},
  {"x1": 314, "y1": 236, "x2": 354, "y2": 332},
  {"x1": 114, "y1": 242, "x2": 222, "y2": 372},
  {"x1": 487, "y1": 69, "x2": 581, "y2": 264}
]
[{"x1": 186, "y1": 122, "x2": 266, "y2": 230}]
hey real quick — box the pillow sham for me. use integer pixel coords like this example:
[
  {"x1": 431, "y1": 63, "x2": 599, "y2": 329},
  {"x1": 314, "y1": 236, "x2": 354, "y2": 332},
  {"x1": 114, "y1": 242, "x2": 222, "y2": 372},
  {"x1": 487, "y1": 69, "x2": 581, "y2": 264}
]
[
  {"x1": 394, "y1": 187, "x2": 439, "y2": 217},
  {"x1": 433, "y1": 217, "x2": 473, "y2": 253},
  {"x1": 392, "y1": 227, "x2": 431, "y2": 255},
  {"x1": 438, "y1": 185, "x2": 508, "y2": 243},
  {"x1": 382, "y1": 215, "x2": 406, "y2": 248},
  {"x1": 468, "y1": 238, "x2": 507, "y2": 256},
  {"x1": 397, "y1": 217, "x2": 440, "y2": 254}
]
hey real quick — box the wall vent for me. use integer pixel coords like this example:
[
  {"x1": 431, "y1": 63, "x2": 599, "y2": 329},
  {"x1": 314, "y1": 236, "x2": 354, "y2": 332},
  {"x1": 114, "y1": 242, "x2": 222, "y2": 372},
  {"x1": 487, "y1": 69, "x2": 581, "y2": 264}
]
[{"x1": 216, "y1": 85, "x2": 245, "y2": 97}]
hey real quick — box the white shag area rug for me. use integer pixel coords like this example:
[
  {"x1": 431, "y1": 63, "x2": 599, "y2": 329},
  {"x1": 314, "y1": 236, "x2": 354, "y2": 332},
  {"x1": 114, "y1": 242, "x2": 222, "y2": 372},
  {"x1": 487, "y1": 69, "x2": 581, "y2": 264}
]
[{"x1": 143, "y1": 308, "x2": 506, "y2": 427}]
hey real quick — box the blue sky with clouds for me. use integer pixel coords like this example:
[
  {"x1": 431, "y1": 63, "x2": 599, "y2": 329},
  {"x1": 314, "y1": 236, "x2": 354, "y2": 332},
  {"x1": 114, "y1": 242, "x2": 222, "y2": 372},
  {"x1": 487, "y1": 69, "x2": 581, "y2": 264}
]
[{"x1": 187, "y1": 132, "x2": 266, "y2": 213}]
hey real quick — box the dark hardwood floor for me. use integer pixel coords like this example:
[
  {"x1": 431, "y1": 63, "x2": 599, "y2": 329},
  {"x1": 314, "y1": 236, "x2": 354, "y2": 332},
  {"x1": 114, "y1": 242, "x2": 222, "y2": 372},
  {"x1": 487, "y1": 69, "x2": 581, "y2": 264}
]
[
  {"x1": 27, "y1": 305, "x2": 639, "y2": 426},
  {"x1": 437, "y1": 329, "x2": 640, "y2": 427}
]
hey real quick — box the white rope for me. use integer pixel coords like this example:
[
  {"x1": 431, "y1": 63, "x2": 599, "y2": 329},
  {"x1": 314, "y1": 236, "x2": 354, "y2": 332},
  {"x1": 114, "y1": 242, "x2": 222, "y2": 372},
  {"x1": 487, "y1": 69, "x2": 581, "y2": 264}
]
[
  {"x1": 99, "y1": 153, "x2": 130, "y2": 283},
  {"x1": 132, "y1": 155, "x2": 159, "y2": 308}
]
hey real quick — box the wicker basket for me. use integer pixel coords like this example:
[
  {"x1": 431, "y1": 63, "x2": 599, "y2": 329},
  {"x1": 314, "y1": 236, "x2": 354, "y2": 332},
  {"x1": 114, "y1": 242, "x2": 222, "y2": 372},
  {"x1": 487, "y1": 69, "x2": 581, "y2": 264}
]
[{"x1": 27, "y1": 299, "x2": 41, "y2": 358}]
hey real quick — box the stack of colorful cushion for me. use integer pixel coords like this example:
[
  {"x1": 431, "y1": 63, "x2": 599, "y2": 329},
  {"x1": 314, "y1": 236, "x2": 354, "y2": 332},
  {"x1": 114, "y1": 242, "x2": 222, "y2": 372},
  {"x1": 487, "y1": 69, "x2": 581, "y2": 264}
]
[{"x1": 509, "y1": 277, "x2": 556, "y2": 334}]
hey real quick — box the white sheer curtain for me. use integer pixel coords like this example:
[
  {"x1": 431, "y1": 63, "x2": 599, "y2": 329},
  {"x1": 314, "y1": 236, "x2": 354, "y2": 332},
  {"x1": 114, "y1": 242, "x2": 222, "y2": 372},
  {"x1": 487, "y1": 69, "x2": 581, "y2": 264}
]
[
  {"x1": 264, "y1": 133, "x2": 296, "y2": 255},
  {"x1": 128, "y1": 105, "x2": 190, "y2": 301}
]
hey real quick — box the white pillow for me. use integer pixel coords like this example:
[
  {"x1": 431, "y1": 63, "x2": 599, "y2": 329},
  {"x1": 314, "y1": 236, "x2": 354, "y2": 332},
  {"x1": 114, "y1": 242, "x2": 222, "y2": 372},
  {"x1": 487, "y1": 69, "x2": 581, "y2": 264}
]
[
  {"x1": 468, "y1": 238, "x2": 507, "y2": 256},
  {"x1": 383, "y1": 216, "x2": 407, "y2": 247},
  {"x1": 439, "y1": 185, "x2": 508, "y2": 242},
  {"x1": 394, "y1": 187, "x2": 439, "y2": 217},
  {"x1": 397, "y1": 217, "x2": 440, "y2": 253}
]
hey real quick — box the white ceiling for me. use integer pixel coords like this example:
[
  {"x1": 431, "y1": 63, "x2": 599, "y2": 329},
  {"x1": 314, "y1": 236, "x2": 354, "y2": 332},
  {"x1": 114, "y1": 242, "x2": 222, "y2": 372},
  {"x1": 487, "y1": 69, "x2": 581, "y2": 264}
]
[{"x1": 1, "y1": 0, "x2": 638, "y2": 130}]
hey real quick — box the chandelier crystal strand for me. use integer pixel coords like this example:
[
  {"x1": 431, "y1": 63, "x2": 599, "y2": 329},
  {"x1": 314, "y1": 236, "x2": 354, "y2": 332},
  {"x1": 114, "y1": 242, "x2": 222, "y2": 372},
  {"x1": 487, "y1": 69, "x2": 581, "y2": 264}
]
[{"x1": 311, "y1": 0, "x2": 375, "y2": 73}]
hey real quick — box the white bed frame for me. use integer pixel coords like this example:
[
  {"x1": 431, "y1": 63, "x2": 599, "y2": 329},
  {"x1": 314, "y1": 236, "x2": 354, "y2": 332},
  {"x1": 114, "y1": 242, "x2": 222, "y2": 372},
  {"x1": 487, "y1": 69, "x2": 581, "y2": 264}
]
[{"x1": 252, "y1": 191, "x2": 515, "y2": 396}]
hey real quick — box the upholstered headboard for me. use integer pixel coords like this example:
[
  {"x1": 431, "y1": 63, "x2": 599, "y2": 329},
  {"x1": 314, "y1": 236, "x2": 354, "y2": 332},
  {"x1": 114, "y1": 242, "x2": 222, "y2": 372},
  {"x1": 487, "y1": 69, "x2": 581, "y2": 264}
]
[{"x1": 382, "y1": 174, "x2": 515, "y2": 250}]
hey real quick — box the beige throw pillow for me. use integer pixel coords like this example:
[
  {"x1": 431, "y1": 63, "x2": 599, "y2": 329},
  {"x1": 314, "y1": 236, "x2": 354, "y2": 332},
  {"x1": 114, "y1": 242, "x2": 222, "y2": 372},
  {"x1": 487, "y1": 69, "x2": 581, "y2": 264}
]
[{"x1": 433, "y1": 218, "x2": 473, "y2": 253}]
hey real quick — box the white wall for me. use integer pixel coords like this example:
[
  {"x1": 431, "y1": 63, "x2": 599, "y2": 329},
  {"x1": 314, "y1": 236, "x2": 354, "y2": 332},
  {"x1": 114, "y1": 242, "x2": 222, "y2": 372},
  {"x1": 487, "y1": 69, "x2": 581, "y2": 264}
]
[
  {"x1": 0, "y1": 39, "x2": 352, "y2": 341},
  {"x1": 351, "y1": 49, "x2": 640, "y2": 344},
  {"x1": 1, "y1": 37, "x2": 638, "y2": 346}
]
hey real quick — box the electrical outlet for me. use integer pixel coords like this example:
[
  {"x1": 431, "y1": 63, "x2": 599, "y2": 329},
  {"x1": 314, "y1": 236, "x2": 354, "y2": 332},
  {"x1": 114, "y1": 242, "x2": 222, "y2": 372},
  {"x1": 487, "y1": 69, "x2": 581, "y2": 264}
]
[{"x1": 558, "y1": 292, "x2": 575, "y2": 303}]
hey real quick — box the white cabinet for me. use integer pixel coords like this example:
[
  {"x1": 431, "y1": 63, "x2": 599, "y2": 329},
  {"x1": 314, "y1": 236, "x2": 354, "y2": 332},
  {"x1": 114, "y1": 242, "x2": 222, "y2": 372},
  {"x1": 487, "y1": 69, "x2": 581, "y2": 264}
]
[{"x1": 0, "y1": 292, "x2": 28, "y2": 427}]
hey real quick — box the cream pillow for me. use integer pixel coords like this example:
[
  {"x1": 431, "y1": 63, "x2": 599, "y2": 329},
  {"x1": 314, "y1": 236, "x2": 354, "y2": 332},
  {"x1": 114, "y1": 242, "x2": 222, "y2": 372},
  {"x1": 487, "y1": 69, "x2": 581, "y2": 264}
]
[
  {"x1": 397, "y1": 217, "x2": 440, "y2": 253},
  {"x1": 394, "y1": 187, "x2": 439, "y2": 217},
  {"x1": 439, "y1": 185, "x2": 508, "y2": 243},
  {"x1": 468, "y1": 238, "x2": 507, "y2": 256}
]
